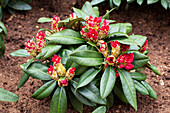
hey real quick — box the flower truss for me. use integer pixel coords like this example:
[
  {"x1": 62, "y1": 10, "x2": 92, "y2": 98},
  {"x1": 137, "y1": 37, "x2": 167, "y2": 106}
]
[{"x1": 10, "y1": 1, "x2": 161, "y2": 113}]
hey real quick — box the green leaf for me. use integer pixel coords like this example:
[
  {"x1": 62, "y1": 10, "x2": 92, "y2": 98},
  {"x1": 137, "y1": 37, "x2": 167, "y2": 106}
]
[
  {"x1": 24, "y1": 58, "x2": 34, "y2": 69},
  {"x1": 50, "y1": 87, "x2": 67, "y2": 113},
  {"x1": 82, "y1": 1, "x2": 97, "y2": 17},
  {"x1": 127, "y1": 0, "x2": 135, "y2": 3},
  {"x1": 91, "y1": 0, "x2": 105, "y2": 5},
  {"x1": 60, "y1": 18, "x2": 70, "y2": 22},
  {"x1": 118, "y1": 69, "x2": 137, "y2": 111},
  {"x1": 66, "y1": 18, "x2": 84, "y2": 29},
  {"x1": 106, "y1": 92, "x2": 114, "y2": 109},
  {"x1": 68, "y1": 91, "x2": 83, "y2": 113},
  {"x1": 146, "y1": 62, "x2": 161, "y2": 75},
  {"x1": 37, "y1": 17, "x2": 52, "y2": 23},
  {"x1": 109, "y1": 23, "x2": 132, "y2": 34},
  {"x1": 0, "y1": 7, "x2": 2, "y2": 20},
  {"x1": 2, "y1": 0, "x2": 9, "y2": 8},
  {"x1": 17, "y1": 73, "x2": 30, "y2": 90},
  {"x1": 92, "y1": 106, "x2": 106, "y2": 113},
  {"x1": 20, "y1": 62, "x2": 52, "y2": 81},
  {"x1": 10, "y1": 49, "x2": 30, "y2": 57},
  {"x1": 8, "y1": 0, "x2": 32, "y2": 10},
  {"x1": 0, "y1": 34, "x2": 5, "y2": 57},
  {"x1": 113, "y1": 82, "x2": 128, "y2": 103},
  {"x1": 32, "y1": 80, "x2": 56, "y2": 99},
  {"x1": 93, "y1": 7, "x2": 99, "y2": 17},
  {"x1": 147, "y1": 0, "x2": 159, "y2": 4},
  {"x1": 73, "y1": 7, "x2": 89, "y2": 19},
  {"x1": 0, "y1": 88, "x2": 18, "y2": 102},
  {"x1": 161, "y1": 0, "x2": 168, "y2": 9},
  {"x1": 100, "y1": 66, "x2": 116, "y2": 99},
  {"x1": 131, "y1": 72, "x2": 146, "y2": 81},
  {"x1": 77, "y1": 67, "x2": 102, "y2": 89},
  {"x1": 46, "y1": 29, "x2": 84, "y2": 45},
  {"x1": 137, "y1": 0, "x2": 144, "y2": 5},
  {"x1": 37, "y1": 45, "x2": 62, "y2": 59},
  {"x1": 129, "y1": 35, "x2": 147, "y2": 47},
  {"x1": 0, "y1": 21, "x2": 7, "y2": 36},
  {"x1": 133, "y1": 80, "x2": 149, "y2": 95},
  {"x1": 69, "y1": 50, "x2": 104, "y2": 66},
  {"x1": 132, "y1": 52, "x2": 149, "y2": 69},
  {"x1": 141, "y1": 81, "x2": 157, "y2": 99},
  {"x1": 71, "y1": 80, "x2": 106, "y2": 105},
  {"x1": 113, "y1": 0, "x2": 121, "y2": 7}
]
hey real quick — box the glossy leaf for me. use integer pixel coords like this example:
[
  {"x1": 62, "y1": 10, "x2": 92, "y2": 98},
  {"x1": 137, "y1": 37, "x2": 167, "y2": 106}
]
[
  {"x1": 161, "y1": 0, "x2": 168, "y2": 9},
  {"x1": 0, "y1": 8, "x2": 2, "y2": 20},
  {"x1": 37, "y1": 17, "x2": 52, "y2": 23},
  {"x1": 133, "y1": 80, "x2": 149, "y2": 95},
  {"x1": 24, "y1": 58, "x2": 34, "y2": 69},
  {"x1": 147, "y1": 0, "x2": 159, "y2": 4},
  {"x1": 0, "y1": 88, "x2": 19, "y2": 102},
  {"x1": 146, "y1": 62, "x2": 161, "y2": 75},
  {"x1": 131, "y1": 72, "x2": 146, "y2": 81},
  {"x1": 20, "y1": 62, "x2": 52, "y2": 81},
  {"x1": 100, "y1": 66, "x2": 116, "y2": 99},
  {"x1": 50, "y1": 87, "x2": 67, "y2": 113},
  {"x1": 92, "y1": 106, "x2": 106, "y2": 113},
  {"x1": 10, "y1": 49, "x2": 30, "y2": 57},
  {"x1": 137, "y1": 0, "x2": 144, "y2": 5},
  {"x1": 0, "y1": 34, "x2": 5, "y2": 57},
  {"x1": 68, "y1": 91, "x2": 83, "y2": 113},
  {"x1": 77, "y1": 67, "x2": 102, "y2": 89},
  {"x1": 17, "y1": 73, "x2": 30, "y2": 90},
  {"x1": 8, "y1": 1, "x2": 32, "y2": 10},
  {"x1": 109, "y1": 23, "x2": 132, "y2": 34},
  {"x1": 129, "y1": 35, "x2": 147, "y2": 47},
  {"x1": 32, "y1": 80, "x2": 56, "y2": 99},
  {"x1": 132, "y1": 52, "x2": 149, "y2": 69},
  {"x1": 106, "y1": 92, "x2": 114, "y2": 109},
  {"x1": 2, "y1": 0, "x2": 9, "y2": 8},
  {"x1": 113, "y1": 0, "x2": 121, "y2": 7},
  {"x1": 141, "y1": 81, "x2": 157, "y2": 99},
  {"x1": 91, "y1": 0, "x2": 105, "y2": 5},
  {"x1": 46, "y1": 29, "x2": 84, "y2": 45},
  {"x1": 118, "y1": 69, "x2": 137, "y2": 111},
  {"x1": 69, "y1": 50, "x2": 104, "y2": 66},
  {"x1": 0, "y1": 21, "x2": 7, "y2": 36},
  {"x1": 82, "y1": 1, "x2": 97, "y2": 17},
  {"x1": 73, "y1": 7, "x2": 89, "y2": 19},
  {"x1": 93, "y1": 7, "x2": 99, "y2": 17},
  {"x1": 66, "y1": 18, "x2": 84, "y2": 29},
  {"x1": 127, "y1": 0, "x2": 135, "y2": 3}
]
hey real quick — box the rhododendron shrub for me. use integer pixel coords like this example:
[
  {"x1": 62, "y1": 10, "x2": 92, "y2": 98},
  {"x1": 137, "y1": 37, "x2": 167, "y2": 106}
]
[{"x1": 10, "y1": 1, "x2": 160, "y2": 113}]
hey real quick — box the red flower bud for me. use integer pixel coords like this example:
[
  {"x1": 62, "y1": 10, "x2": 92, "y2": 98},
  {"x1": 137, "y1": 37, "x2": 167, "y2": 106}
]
[
  {"x1": 69, "y1": 67, "x2": 76, "y2": 74},
  {"x1": 114, "y1": 68, "x2": 119, "y2": 78},
  {"x1": 110, "y1": 40, "x2": 121, "y2": 57},
  {"x1": 70, "y1": 13, "x2": 77, "y2": 20},
  {"x1": 36, "y1": 40, "x2": 46, "y2": 52},
  {"x1": 48, "y1": 65, "x2": 54, "y2": 75},
  {"x1": 105, "y1": 55, "x2": 116, "y2": 66},
  {"x1": 66, "y1": 67, "x2": 76, "y2": 80},
  {"x1": 110, "y1": 40, "x2": 120, "y2": 48},
  {"x1": 35, "y1": 31, "x2": 45, "y2": 42},
  {"x1": 51, "y1": 15, "x2": 60, "y2": 31},
  {"x1": 121, "y1": 44, "x2": 130, "y2": 52},
  {"x1": 140, "y1": 40, "x2": 148, "y2": 53},
  {"x1": 25, "y1": 40, "x2": 37, "y2": 56},
  {"x1": 58, "y1": 79, "x2": 68, "y2": 87},
  {"x1": 58, "y1": 26, "x2": 66, "y2": 32},
  {"x1": 52, "y1": 55, "x2": 61, "y2": 65}
]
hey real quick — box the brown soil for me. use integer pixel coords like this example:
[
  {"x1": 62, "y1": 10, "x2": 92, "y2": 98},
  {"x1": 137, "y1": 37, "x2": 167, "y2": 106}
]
[{"x1": 0, "y1": 0, "x2": 169, "y2": 113}]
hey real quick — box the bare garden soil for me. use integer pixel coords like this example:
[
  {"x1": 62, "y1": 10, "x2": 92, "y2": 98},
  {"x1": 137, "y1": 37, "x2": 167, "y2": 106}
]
[{"x1": 0, "y1": 0, "x2": 169, "y2": 113}]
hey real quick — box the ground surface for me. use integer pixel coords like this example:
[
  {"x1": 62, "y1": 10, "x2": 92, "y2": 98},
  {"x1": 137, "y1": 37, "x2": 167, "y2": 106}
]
[{"x1": 0, "y1": 0, "x2": 169, "y2": 113}]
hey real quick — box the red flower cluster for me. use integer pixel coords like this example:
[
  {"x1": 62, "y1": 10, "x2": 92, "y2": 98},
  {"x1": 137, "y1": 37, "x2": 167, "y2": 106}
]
[
  {"x1": 111, "y1": 40, "x2": 120, "y2": 48},
  {"x1": 117, "y1": 53, "x2": 134, "y2": 70},
  {"x1": 80, "y1": 15, "x2": 109, "y2": 43},
  {"x1": 140, "y1": 40, "x2": 148, "y2": 53},
  {"x1": 51, "y1": 15, "x2": 60, "y2": 31},
  {"x1": 52, "y1": 54, "x2": 61, "y2": 66},
  {"x1": 69, "y1": 67, "x2": 76, "y2": 74},
  {"x1": 121, "y1": 44, "x2": 130, "y2": 52},
  {"x1": 110, "y1": 40, "x2": 121, "y2": 58}
]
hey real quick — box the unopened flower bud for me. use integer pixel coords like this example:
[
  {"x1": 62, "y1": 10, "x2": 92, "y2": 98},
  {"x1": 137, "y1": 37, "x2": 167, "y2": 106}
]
[
  {"x1": 121, "y1": 44, "x2": 130, "y2": 52},
  {"x1": 105, "y1": 55, "x2": 116, "y2": 66},
  {"x1": 99, "y1": 42, "x2": 109, "y2": 57},
  {"x1": 99, "y1": 19, "x2": 109, "y2": 39},
  {"x1": 140, "y1": 40, "x2": 148, "y2": 53},
  {"x1": 114, "y1": 68, "x2": 119, "y2": 78},
  {"x1": 25, "y1": 40, "x2": 37, "y2": 57},
  {"x1": 70, "y1": 13, "x2": 77, "y2": 21},
  {"x1": 55, "y1": 63, "x2": 66, "y2": 77},
  {"x1": 66, "y1": 67, "x2": 76, "y2": 80},
  {"x1": 48, "y1": 65, "x2": 59, "y2": 81},
  {"x1": 110, "y1": 40, "x2": 121, "y2": 58},
  {"x1": 58, "y1": 79, "x2": 68, "y2": 87},
  {"x1": 36, "y1": 40, "x2": 46, "y2": 53},
  {"x1": 51, "y1": 15, "x2": 60, "y2": 32},
  {"x1": 52, "y1": 55, "x2": 61, "y2": 66},
  {"x1": 35, "y1": 31, "x2": 45, "y2": 43}
]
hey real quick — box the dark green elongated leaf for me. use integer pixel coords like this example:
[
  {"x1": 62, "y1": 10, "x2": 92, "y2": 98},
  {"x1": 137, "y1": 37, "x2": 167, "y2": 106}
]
[
  {"x1": 73, "y1": 7, "x2": 89, "y2": 19},
  {"x1": 66, "y1": 18, "x2": 84, "y2": 29},
  {"x1": 8, "y1": 1, "x2": 32, "y2": 10},
  {"x1": 32, "y1": 80, "x2": 56, "y2": 99},
  {"x1": 147, "y1": 0, "x2": 159, "y2": 4},
  {"x1": 137, "y1": 0, "x2": 144, "y2": 5},
  {"x1": 71, "y1": 80, "x2": 106, "y2": 105},
  {"x1": 2, "y1": 0, "x2": 9, "y2": 8},
  {"x1": 100, "y1": 66, "x2": 116, "y2": 99},
  {"x1": 70, "y1": 50, "x2": 104, "y2": 66},
  {"x1": 24, "y1": 58, "x2": 34, "y2": 69},
  {"x1": 113, "y1": 82, "x2": 128, "y2": 103},
  {"x1": 59, "y1": 49, "x2": 73, "y2": 64},
  {"x1": 118, "y1": 69, "x2": 137, "y2": 111},
  {"x1": 87, "y1": 41, "x2": 99, "y2": 50},
  {"x1": 131, "y1": 72, "x2": 146, "y2": 81},
  {"x1": 70, "y1": 86, "x2": 96, "y2": 106},
  {"x1": 10, "y1": 49, "x2": 30, "y2": 57},
  {"x1": 113, "y1": 0, "x2": 121, "y2": 7},
  {"x1": 141, "y1": 81, "x2": 157, "y2": 99},
  {"x1": 129, "y1": 35, "x2": 147, "y2": 47},
  {"x1": 132, "y1": 52, "x2": 149, "y2": 69},
  {"x1": 46, "y1": 29, "x2": 84, "y2": 45},
  {"x1": 106, "y1": 92, "x2": 114, "y2": 109},
  {"x1": 77, "y1": 67, "x2": 102, "y2": 89},
  {"x1": 92, "y1": 106, "x2": 106, "y2": 113},
  {"x1": 17, "y1": 73, "x2": 30, "y2": 90},
  {"x1": 146, "y1": 62, "x2": 161, "y2": 75},
  {"x1": 133, "y1": 80, "x2": 149, "y2": 95},
  {"x1": 68, "y1": 91, "x2": 83, "y2": 113},
  {"x1": 0, "y1": 34, "x2": 5, "y2": 57},
  {"x1": 20, "y1": 62, "x2": 52, "y2": 80},
  {"x1": 37, "y1": 17, "x2": 52, "y2": 23},
  {"x1": 93, "y1": 7, "x2": 99, "y2": 17},
  {"x1": 0, "y1": 8, "x2": 2, "y2": 20},
  {"x1": 50, "y1": 87, "x2": 67, "y2": 113},
  {"x1": 82, "y1": 1, "x2": 97, "y2": 17},
  {"x1": 109, "y1": 23, "x2": 132, "y2": 34},
  {"x1": 127, "y1": 0, "x2": 135, "y2": 3},
  {"x1": 0, "y1": 88, "x2": 18, "y2": 102},
  {"x1": 0, "y1": 21, "x2": 7, "y2": 36},
  {"x1": 91, "y1": 0, "x2": 105, "y2": 5},
  {"x1": 161, "y1": 0, "x2": 168, "y2": 9}
]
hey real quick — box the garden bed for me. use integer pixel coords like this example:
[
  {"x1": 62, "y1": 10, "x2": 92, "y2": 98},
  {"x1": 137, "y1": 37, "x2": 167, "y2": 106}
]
[{"x1": 0, "y1": 0, "x2": 169, "y2": 112}]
